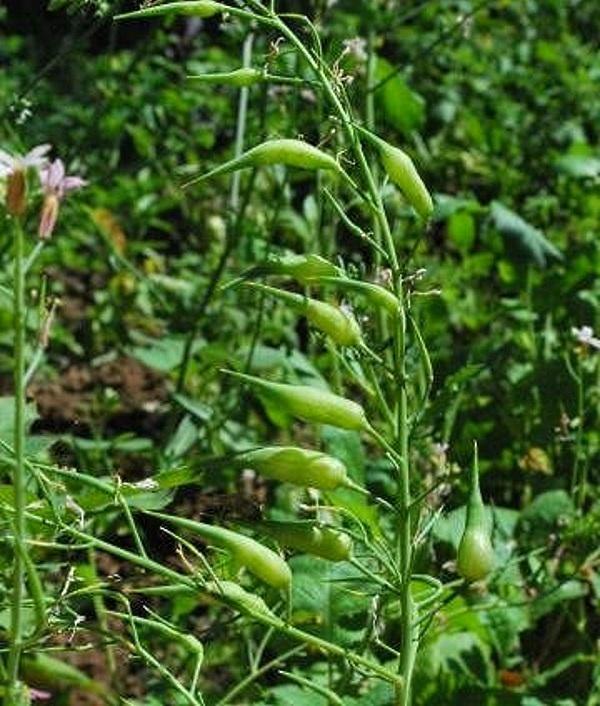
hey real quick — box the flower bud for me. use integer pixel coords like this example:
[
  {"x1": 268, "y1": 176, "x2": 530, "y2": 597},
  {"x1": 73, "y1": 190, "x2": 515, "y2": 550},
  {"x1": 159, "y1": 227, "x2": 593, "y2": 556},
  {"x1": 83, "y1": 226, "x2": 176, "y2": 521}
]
[
  {"x1": 6, "y1": 168, "x2": 27, "y2": 216},
  {"x1": 38, "y1": 194, "x2": 60, "y2": 240}
]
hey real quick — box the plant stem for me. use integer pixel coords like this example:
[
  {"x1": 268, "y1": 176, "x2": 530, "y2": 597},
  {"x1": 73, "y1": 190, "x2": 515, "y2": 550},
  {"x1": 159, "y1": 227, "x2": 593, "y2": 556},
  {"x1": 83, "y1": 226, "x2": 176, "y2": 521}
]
[{"x1": 6, "y1": 217, "x2": 27, "y2": 703}]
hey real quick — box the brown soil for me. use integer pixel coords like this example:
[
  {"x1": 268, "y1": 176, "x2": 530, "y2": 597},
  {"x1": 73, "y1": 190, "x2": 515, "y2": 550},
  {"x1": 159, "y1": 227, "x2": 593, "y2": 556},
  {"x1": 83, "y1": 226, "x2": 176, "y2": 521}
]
[{"x1": 28, "y1": 355, "x2": 169, "y2": 436}]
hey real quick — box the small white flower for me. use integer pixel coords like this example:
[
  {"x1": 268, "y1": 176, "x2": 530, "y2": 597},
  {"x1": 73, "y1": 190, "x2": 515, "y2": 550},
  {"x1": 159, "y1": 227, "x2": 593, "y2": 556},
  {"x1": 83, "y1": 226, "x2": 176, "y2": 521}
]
[
  {"x1": 130, "y1": 478, "x2": 159, "y2": 491},
  {"x1": 572, "y1": 325, "x2": 600, "y2": 350}
]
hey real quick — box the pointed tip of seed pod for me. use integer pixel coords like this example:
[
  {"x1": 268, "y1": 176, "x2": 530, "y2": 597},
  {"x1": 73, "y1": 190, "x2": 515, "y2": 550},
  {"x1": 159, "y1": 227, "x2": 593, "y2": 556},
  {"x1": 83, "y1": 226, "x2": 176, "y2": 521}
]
[{"x1": 342, "y1": 478, "x2": 369, "y2": 495}]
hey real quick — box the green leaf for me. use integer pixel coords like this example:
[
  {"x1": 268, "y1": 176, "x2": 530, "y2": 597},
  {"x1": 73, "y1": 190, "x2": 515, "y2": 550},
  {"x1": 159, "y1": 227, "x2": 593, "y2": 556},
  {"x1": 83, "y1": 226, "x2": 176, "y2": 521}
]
[
  {"x1": 129, "y1": 335, "x2": 202, "y2": 373},
  {"x1": 374, "y1": 57, "x2": 425, "y2": 134},
  {"x1": 448, "y1": 211, "x2": 476, "y2": 252},
  {"x1": 517, "y1": 490, "x2": 575, "y2": 545},
  {"x1": 555, "y1": 154, "x2": 600, "y2": 178},
  {"x1": 490, "y1": 201, "x2": 562, "y2": 267},
  {"x1": 290, "y1": 555, "x2": 370, "y2": 648},
  {"x1": 0, "y1": 397, "x2": 38, "y2": 444}
]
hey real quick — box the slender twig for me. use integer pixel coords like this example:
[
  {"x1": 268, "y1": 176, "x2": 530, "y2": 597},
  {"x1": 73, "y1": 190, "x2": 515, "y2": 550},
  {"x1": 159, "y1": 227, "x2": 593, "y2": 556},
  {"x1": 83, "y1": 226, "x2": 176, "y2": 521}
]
[{"x1": 6, "y1": 216, "x2": 28, "y2": 703}]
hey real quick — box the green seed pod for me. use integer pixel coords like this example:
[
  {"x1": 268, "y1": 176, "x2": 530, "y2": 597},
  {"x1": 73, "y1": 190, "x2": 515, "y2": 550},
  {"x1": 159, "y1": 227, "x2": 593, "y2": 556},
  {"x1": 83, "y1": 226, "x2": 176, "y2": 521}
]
[
  {"x1": 225, "y1": 253, "x2": 341, "y2": 291},
  {"x1": 204, "y1": 580, "x2": 277, "y2": 618},
  {"x1": 237, "y1": 446, "x2": 349, "y2": 490},
  {"x1": 357, "y1": 126, "x2": 433, "y2": 220},
  {"x1": 222, "y1": 370, "x2": 369, "y2": 431},
  {"x1": 188, "y1": 68, "x2": 264, "y2": 87},
  {"x1": 271, "y1": 253, "x2": 341, "y2": 282},
  {"x1": 184, "y1": 139, "x2": 340, "y2": 187},
  {"x1": 306, "y1": 276, "x2": 400, "y2": 317},
  {"x1": 258, "y1": 520, "x2": 353, "y2": 562},
  {"x1": 247, "y1": 282, "x2": 362, "y2": 346},
  {"x1": 21, "y1": 654, "x2": 102, "y2": 694},
  {"x1": 116, "y1": 1, "x2": 226, "y2": 20},
  {"x1": 457, "y1": 445, "x2": 495, "y2": 582},
  {"x1": 147, "y1": 511, "x2": 291, "y2": 590}
]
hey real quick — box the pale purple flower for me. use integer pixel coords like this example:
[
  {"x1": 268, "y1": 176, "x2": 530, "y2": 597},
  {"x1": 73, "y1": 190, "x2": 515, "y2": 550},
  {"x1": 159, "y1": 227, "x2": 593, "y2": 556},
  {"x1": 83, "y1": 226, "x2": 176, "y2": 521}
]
[
  {"x1": 38, "y1": 159, "x2": 86, "y2": 239},
  {"x1": 29, "y1": 688, "x2": 52, "y2": 701},
  {"x1": 572, "y1": 325, "x2": 600, "y2": 351},
  {"x1": 40, "y1": 158, "x2": 87, "y2": 199},
  {"x1": 0, "y1": 143, "x2": 51, "y2": 178}
]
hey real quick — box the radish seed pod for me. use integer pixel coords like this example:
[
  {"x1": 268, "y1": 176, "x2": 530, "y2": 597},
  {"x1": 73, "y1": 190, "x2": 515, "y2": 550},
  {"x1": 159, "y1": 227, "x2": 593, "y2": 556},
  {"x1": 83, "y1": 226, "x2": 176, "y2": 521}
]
[
  {"x1": 116, "y1": 1, "x2": 226, "y2": 20},
  {"x1": 189, "y1": 68, "x2": 264, "y2": 87},
  {"x1": 184, "y1": 139, "x2": 340, "y2": 187},
  {"x1": 236, "y1": 253, "x2": 341, "y2": 286},
  {"x1": 248, "y1": 282, "x2": 362, "y2": 346},
  {"x1": 457, "y1": 445, "x2": 495, "y2": 582},
  {"x1": 306, "y1": 276, "x2": 400, "y2": 316},
  {"x1": 258, "y1": 520, "x2": 353, "y2": 562},
  {"x1": 204, "y1": 580, "x2": 277, "y2": 618},
  {"x1": 147, "y1": 511, "x2": 292, "y2": 589},
  {"x1": 358, "y1": 126, "x2": 433, "y2": 220},
  {"x1": 237, "y1": 446, "x2": 349, "y2": 490},
  {"x1": 222, "y1": 370, "x2": 369, "y2": 431}
]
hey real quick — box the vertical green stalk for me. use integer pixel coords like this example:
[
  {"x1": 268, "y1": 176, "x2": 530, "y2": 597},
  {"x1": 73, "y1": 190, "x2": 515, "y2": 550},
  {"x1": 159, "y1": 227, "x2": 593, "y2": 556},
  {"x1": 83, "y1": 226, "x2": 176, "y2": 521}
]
[
  {"x1": 249, "y1": 4, "x2": 416, "y2": 700},
  {"x1": 394, "y1": 279, "x2": 417, "y2": 706},
  {"x1": 6, "y1": 216, "x2": 27, "y2": 704}
]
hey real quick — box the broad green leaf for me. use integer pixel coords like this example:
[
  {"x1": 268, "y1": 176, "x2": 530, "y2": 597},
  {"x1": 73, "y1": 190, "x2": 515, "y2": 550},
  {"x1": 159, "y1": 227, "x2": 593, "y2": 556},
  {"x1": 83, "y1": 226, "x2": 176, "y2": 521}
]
[
  {"x1": 290, "y1": 555, "x2": 370, "y2": 648},
  {"x1": 490, "y1": 201, "x2": 562, "y2": 267},
  {"x1": 374, "y1": 57, "x2": 425, "y2": 134},
  {"x1": 555, "y1": 154, "x2": 600, "y2": 178},
  {"x1": 517, "y1": 490, "x2": 575, "y2": 545}
]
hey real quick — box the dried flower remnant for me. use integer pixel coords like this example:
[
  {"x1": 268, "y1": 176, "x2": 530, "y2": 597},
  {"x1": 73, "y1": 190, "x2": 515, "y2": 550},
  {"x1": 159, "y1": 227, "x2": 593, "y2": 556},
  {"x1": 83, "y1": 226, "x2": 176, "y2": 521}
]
[
  {"x1": 38, "y1": 159, "x2": 86, "y2": 239},
  {"x1": 0, "y1": 144, "x2": 51, "y2": 216},
  {"x1": 342, "y1": 37, "x2": 368, "y2": 63},
  {"x1": 572, "y1": 325, "x2": 600, "y2": 351}
]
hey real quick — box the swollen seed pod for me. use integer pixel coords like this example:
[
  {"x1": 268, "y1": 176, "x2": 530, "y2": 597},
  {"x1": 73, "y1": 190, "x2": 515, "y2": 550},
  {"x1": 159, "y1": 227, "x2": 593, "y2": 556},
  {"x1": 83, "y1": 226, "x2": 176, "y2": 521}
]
[
  {"x1": 357, "y1": 126, "x2": 433, "y2": 220},
  {"x1": 237, "y1": 253, "x2": 341, "y2": 286},
  {"x1": 380, "y1": 146, "x2": 433, "y2": 220},
  {"x1": 188, "y1": 68, "x2": 264, "y2": 88},
  {"x1": 247, "y1": 282, "x2": 362, "y2": 347},
  {"x1": 184, "y1": 139, "x2": 340, "y2": 187},
  {"x1": 204, "y1": 580, "x2": 277, "y2": 618},
  {"x1": 456, "y1": 444, "x2": 495, "y2": 582},
  {"x1": 237, "y1": 446, "x2": 349, "y2": 490},
  {"x1": 306, "y1": 276, "x2": 400, "y2": 317},
  {"x1": 147, "y1": 511, "x2": 291, "y2": 590},
  {"x1": 21, "y1": 654, "x2": 103, "y2": 694},
  {"x1": 258, "y1": 520, "x2": 353, "y2": 562},
  {"x1": 115, "y1": 1, "x2": 226, "y2": 20},
  {"x1": 222, "y1": 370, "x2": 369, "y2": 431}
]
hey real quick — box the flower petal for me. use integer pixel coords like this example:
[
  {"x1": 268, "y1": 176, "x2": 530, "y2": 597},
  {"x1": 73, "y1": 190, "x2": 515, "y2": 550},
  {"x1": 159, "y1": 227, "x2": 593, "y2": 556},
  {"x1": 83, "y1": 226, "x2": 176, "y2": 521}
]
[
  {"x1": 23, "y1": 143, "x2": 52, "y2": 167},
  {"x1": 0, "y1": 148, "x2": 17, "y2": 168},
  {"x1": 62, "y1": 176, "x2": 87, "y2": 192}
]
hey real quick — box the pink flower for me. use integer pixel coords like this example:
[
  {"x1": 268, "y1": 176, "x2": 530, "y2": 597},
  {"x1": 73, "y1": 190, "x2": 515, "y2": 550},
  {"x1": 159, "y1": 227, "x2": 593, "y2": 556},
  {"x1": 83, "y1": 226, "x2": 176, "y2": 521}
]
[
  {"x1": 38, "y1": 159, "x2": 86, "y2": 239},
  {"x1": 29, "y1": 688, "x2": 52, "y2": 701},
  {"x1": 39, "y1": 158, "x2": 87, "y2": 199}
]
